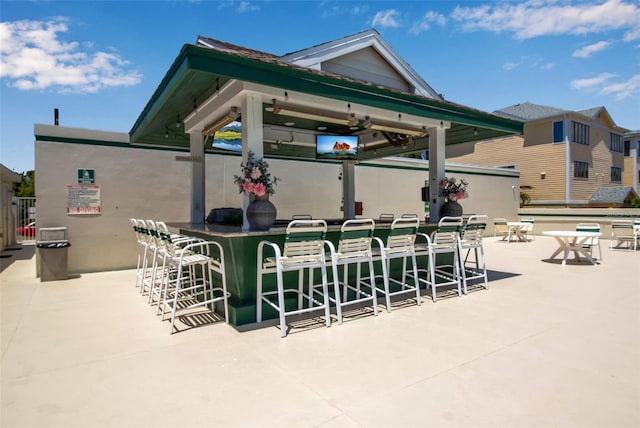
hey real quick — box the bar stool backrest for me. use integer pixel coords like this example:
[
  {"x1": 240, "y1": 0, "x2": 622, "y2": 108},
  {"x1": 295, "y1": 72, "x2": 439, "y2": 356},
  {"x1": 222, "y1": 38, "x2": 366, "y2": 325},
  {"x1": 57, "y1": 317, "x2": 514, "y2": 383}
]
[
  {"x1": 462, "y1": 215, "x2": 488, "y2": 242},
  {"x1": 385, "y1": 217, "x2": 419, "y2": 254},
  {"x1": 378, "y1": 213, "x2": 395, "y2": 223},
  {"x1": 576, "y1": 223, "x2": 600, "y2": 233},
  {"x1": 282, "y1": 220, "x2": 328, "y2": 265},
  {"x1": 338, "y1": 219, "x2": 375, "y2": 258},
  {"x1": 433, "y1": 216, "x2": 463, "y2": 247}
]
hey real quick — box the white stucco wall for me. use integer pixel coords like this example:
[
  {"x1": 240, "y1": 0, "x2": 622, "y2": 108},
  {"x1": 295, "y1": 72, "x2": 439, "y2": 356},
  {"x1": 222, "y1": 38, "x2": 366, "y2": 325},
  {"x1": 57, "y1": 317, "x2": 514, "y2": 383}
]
[{"x1": 34, "y1": 125, "x2": 519, "y2": 273}]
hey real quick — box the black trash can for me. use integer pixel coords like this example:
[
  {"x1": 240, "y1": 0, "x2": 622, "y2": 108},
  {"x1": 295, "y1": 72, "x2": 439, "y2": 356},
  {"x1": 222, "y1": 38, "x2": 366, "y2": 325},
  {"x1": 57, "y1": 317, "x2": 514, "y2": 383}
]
[{"x1": 37, "y1": 227, "x2": 70, "y2": 282}]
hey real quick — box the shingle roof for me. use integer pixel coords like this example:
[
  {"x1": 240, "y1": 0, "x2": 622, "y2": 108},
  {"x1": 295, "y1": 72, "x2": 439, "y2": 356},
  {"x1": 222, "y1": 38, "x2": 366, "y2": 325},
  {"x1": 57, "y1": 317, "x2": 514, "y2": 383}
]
[
  {"x1": 589, "y1": 186, "x2": 639, "y2": 203},
  {"x1": 194, "y1": 34, "x2": 485, "y2": 114},
  {"x1": 494, "y1": 102, "x2": 568, "y2": 121},
  {"x1": 576, "y1": 106, "x2": 605, "y2": 119}
]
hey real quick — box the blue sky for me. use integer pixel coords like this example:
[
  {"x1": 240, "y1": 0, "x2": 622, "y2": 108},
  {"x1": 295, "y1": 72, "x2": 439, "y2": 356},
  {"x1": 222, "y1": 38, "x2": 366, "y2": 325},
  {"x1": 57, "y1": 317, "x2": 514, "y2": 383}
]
[{"x1": 1, "y1": 0, "x2": 639, "y2": 174}]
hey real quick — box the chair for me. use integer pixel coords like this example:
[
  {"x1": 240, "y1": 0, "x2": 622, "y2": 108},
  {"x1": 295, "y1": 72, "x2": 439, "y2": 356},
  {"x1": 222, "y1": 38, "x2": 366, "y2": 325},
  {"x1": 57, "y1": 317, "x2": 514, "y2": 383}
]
[
  {"x1": 131, "y1": 219, "x2": 150, "y2": 290},
  {"x1": 139, "y1": 219, "x2": 160, "y2": 297},
  {"x1": 371, "y1": 217, "x2": 422, "y2": 312},
  {"x1": 610, "y1": 220, "x2": 637, "y2": 251},
  {"x1": 493, "y1": 218, "x2": 515, "y2": 242},
  {"x1": 576, "y1": 223, "x2": 602, "y2": 260},
  {"x1": 378, "y1": 213, "x2": 395, "y2": 223},
  {"x1": 458, "y1": 215, "x2": 489, "y2": 293},
  {"x1": 150, "y1": 221, "x2": 204, "y2": 307},
  {"x1": 159, "y1": 240, "x2": 229, "y2": 334},
  {"x1": 292, "y1": 214, "x2": 312, "y2": 220},
  {"x1": 256, "y1": 220, "x2": 332, "y2": 337},
  {"x1": 414, "y1": 216, "x2": 462, "y2": 302},
  {"x1": 323, "y1": 219, "x2": 378, "y2": 324},
  {"x1": 520, "y1": 217, "x2": 535, "y2": 241}
]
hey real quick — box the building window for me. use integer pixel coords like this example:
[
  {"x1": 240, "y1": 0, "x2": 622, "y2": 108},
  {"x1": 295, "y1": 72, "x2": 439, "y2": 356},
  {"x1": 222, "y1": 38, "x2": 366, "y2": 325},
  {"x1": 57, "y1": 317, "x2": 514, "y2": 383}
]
[
  {"x1": 610, "y1": 133, "x2": 623, "y2": 153},
  {"x1": 571, "y1": 121, "x2": 589, "y2": 145},
  {"x1": 553, "y1": 121, "x2": 564, "y2": 143},
  {"x1": 610, "y1": 167, "x2": 622, "y2": 183},
  {"x1": 625, "y1": 140, "x2": 640, "y2": 158},
  {"x1": 574, "y1": 160, "x2": 589, "y2": 179}
]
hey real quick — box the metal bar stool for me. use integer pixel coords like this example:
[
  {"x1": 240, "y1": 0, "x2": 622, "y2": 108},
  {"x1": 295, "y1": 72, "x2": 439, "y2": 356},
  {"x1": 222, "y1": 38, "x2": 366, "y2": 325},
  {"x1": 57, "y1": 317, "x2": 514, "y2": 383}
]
[
  {"x1": 323, "y1": 219, "x2": 378, "y2": 324},
  {"x1": 458, "y1": 214, "x2": 488, "y2": 293},
  {"x1": 416, "y1": 216, "x2": 462, "y2": 302},
  {"x1": 256, "y1": 220, "x2": 332, "y2": 338},
  {"x1": 371, "y1": 217, "x2": 422, "y2": 312},
  {"x1": 160, "y1": 240, "x2": 229, "y2": 334}
]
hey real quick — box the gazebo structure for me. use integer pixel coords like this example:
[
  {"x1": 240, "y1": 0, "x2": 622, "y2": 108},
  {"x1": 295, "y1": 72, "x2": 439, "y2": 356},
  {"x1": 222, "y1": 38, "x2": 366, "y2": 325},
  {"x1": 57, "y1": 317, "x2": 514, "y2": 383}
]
[{"x1": 129, "y1": 30, "x2": 523, "y2": 226}]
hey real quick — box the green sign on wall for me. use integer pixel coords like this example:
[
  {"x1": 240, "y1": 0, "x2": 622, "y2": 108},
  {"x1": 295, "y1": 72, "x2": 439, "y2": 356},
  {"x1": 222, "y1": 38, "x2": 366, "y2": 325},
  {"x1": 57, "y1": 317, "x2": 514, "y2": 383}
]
[{"x1": 77, "y1": 169, "x2": 95, "y2": 184}]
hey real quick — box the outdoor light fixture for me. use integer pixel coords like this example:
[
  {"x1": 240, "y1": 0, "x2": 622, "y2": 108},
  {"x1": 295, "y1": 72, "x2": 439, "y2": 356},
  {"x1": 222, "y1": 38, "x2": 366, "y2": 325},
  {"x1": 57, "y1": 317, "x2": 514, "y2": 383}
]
[
  {"x1": 369, "y1": 120, "x2": 428, "y2": 137},
  {"x1": 202, "y1": 107, "x2": 239, "y2": 136},
  {"x1": 361, "y1": 116, "x2": 372, "y2": 129},
  {"x1": 272, "y1": 101, "x2": 359, "y2": 127}
]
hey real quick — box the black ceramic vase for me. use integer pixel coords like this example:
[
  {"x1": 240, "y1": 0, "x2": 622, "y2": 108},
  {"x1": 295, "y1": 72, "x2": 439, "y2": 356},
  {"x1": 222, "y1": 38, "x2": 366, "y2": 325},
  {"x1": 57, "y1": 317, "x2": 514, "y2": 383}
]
[
  {"x1": 247, "y1": 194, "x2": 277, "y2": 230},
  {"x1": 440, "y1": 200, "x2": 463, "y2": 217}
]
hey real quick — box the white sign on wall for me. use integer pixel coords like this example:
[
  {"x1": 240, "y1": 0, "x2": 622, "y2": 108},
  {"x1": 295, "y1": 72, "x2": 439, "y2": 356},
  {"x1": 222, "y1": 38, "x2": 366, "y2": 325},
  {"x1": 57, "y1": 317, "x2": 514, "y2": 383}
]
[{"x1": 67, "y1": 184, "x2": 101, "y2": 215}]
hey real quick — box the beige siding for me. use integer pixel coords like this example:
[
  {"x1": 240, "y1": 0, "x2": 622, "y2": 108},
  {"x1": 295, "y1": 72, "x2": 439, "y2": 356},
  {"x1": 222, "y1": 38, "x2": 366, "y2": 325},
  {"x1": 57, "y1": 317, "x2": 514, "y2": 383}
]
[
  {"x1": 446, "y1": 133, "x2": 567, "y2": 202},
  {"x1": 623, "y1": 157, "x2": 638, "y2": 186},
  {"x1": 447, "y1": 112, "x2": 628, "y2": 204},
  {"x1": 322, "y1": 47, "x2": 412, "y2": 93}
]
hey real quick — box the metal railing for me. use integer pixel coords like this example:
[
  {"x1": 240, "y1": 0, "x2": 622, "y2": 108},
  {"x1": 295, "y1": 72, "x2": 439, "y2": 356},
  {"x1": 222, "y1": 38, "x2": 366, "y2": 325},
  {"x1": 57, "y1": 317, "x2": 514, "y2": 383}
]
[{"x1": 15, "y1": 197, "x2": 36, "y2": 243}]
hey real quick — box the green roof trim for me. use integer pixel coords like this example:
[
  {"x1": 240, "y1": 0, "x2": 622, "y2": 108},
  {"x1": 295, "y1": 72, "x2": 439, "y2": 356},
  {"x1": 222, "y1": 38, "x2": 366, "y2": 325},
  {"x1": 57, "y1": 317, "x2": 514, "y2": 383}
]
[{"x1": 130, "y1": 44, "x2": 523, "y2": 148}]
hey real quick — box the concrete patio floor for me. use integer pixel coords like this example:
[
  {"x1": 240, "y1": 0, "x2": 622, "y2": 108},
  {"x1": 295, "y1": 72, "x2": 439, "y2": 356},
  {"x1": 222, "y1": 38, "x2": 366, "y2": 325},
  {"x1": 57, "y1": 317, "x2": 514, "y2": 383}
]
[{"x1": 1, "y1": 236, "x2": 639, "y2": 427}]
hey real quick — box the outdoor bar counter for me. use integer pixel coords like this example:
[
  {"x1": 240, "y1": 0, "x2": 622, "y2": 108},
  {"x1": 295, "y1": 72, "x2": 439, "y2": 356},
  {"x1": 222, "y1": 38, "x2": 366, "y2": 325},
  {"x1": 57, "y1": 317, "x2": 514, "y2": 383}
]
[{"x1": 169, "y1": 219, "x2": 437, "y2": 327}]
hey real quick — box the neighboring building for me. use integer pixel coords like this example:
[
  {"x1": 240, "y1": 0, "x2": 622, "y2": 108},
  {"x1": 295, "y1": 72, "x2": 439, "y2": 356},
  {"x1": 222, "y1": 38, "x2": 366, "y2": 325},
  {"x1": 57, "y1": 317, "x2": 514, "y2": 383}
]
[
  {"x1": 623, "y1": 130, "x2": 640, "y2": 193},
  {"x1": 445, "y1": 102, "x2": 631, "y2": 207},
  {"x1": 589, "y1": 186, "x2": 640, "y2": 207}
]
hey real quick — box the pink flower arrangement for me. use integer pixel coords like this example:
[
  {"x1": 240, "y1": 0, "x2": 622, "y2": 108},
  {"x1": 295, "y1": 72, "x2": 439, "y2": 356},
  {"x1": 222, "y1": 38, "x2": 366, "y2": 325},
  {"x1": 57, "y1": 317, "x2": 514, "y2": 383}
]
[
  {"x1": 233, "y1": 151, "x2": 279, "y2": 197},
  {"x1": 438, "y1": 176, "x2": 469, "y2": 202}
]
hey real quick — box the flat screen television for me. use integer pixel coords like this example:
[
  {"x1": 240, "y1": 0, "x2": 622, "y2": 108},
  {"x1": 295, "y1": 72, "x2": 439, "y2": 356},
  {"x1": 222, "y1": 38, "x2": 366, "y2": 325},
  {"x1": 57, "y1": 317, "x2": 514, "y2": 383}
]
[
  {"x1": 316, "y1": 135, "x2": 358, "y2": 160},
  {"x1": 211, "y1": 121, "x2": 242, "y2": 152}
]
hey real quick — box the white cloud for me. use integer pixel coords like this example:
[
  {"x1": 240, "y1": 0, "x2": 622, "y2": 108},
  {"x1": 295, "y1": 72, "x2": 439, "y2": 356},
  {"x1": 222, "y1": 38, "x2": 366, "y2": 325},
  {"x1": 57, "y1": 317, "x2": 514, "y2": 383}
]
[
  {"x1": 502, "y1": 56, "x2": 554, "y2": 71},
  {"x1": 236, "y1": 1, "x2": 259, "y2": 13},
  {"x1": 503, "y1": 61, "x2": 522, "y2": 71},
  {"x1": 410, "y1": 11, "x2": 447, "y2": 35},
  {"x1": 601, "y1": 74, "x2": 640, "y2": 100},
  {"x1": 451, "y1": 0, "x2": 640, "y2": 41},
  {"x1": 573, "y1": 41, "x2": 612, "y2": 58},
  {"x1": 372, "y1": 9, "x2": 401, "y2": 28},
  {"x1": 571, "y1": 72, "x2": 639, "y2": 100},
  {"x1": 0, "y1": 18, "x2": 141, "y2": 93},
  {"x1": 571, "y1": 72, "x2": 616, "y2": 89}
]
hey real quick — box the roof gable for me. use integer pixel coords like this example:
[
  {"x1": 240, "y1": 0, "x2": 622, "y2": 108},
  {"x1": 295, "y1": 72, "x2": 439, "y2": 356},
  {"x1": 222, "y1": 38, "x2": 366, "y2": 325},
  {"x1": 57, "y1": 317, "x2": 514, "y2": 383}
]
[
  {"x1": 590, "y1": 186, "x2": 639, "y2": 203},
  {"x1": 278, "y1": 29, "x2": 441, "y2": 99},
  {"x1": 495, "y1": 102, "x2": 567, "y2": 121},
  {"x1": 496, "y1": 102, "x2": 629, "y2": 133}
]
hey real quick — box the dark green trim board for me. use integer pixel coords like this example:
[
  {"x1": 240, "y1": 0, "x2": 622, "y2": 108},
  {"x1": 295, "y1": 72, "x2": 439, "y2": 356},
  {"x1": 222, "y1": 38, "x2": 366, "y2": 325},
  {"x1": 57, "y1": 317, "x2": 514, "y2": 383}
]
[
  {"x1": 356, "y1": 161, "x2": 519, "y2": 178},
  {"x1": 35, "y1": 135, "x2": 191, "y2": 153}
]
